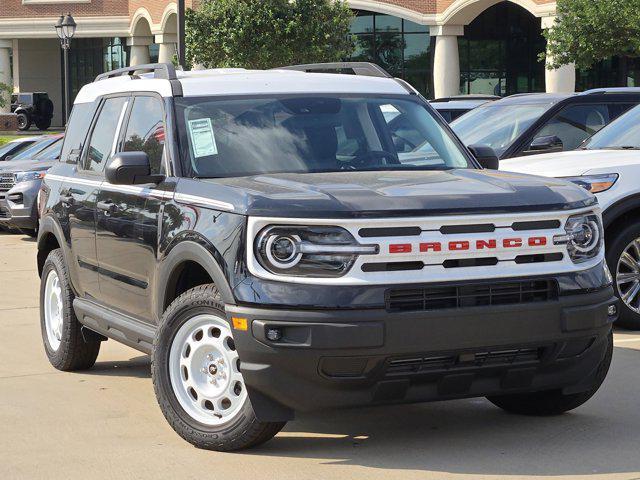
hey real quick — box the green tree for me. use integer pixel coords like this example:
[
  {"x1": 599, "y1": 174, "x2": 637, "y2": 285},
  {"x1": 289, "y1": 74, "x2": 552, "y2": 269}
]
[
  {"x1": 185, "y1": 0, "x2": 354, "y2": 69},
  {"x1": 543, "y1": 0, "x2": 640, "y2": 71},
  {"x1": 0, "y1": 81, "x2": 10, "y2": 109}
]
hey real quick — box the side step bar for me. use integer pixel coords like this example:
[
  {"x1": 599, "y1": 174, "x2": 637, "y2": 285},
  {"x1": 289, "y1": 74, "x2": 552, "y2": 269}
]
[{"x1": 73, "y1": 298, "x2": 156, "y2": 354}]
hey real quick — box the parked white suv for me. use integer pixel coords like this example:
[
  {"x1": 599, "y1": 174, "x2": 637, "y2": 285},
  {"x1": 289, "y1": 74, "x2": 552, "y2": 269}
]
[{"x1": 502, "y1": 104, "x2": 640, "y2": 328}]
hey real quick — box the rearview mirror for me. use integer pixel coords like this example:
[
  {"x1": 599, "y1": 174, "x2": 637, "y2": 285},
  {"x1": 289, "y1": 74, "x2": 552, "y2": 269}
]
[
  {"x1": 468, "y1": 144, "x2": 499, "y2": 170},
  {"x1": 526, "y1": 135, "x2": 563, "y2": 154},
  {"x1": 105, "y1": 151, "x2": 163, "y2": 185}
]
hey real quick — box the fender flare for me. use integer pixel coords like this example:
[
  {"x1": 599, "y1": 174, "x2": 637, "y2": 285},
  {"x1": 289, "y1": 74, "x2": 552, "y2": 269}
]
[
  {"x1": 157, "y1": 239, "x2": 236, "y2": 317},
  {"x1": 37, "y1": 214, "x2": 69, "y2": 271},
  {"x1": 603, "y1": 194, "x2": 640, "y2": 229}
]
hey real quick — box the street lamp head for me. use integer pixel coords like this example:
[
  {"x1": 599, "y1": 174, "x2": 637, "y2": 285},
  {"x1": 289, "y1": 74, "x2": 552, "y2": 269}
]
[
  {"x1": 54, "y1": 15, "x2": 64, "y2": 40},
  {"x1": 61, "y1": 13, "x2": 77, "y2": 39}
]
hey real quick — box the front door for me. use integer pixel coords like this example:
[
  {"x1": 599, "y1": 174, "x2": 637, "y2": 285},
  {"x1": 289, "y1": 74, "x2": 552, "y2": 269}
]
[
  {"x1": 68, "y1": 95, "x2": 129, "y2": 300},
  {"x1": 95, "y1": 94, "x2": 168, "y2": 321}
]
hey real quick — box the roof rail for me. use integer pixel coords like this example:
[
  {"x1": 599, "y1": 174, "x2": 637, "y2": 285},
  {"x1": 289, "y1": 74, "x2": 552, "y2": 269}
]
[
  {"x1": 95, "y1": 62, "x2": 178, "y2": 82},
  {"x1": 275, "y1": 62, "x2": 392, "y2": 78},
  {"x1": 431, "y1": 95, "x2": 500, "y2": 102},
  {"x1": 581, "y1": 87, "x2": 640, "y2": 95}
]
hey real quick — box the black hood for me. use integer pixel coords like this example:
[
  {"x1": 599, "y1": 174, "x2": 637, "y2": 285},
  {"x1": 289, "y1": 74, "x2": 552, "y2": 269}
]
[{"x1": 185, "y1": 169, "x2": 596, "y2": 218}]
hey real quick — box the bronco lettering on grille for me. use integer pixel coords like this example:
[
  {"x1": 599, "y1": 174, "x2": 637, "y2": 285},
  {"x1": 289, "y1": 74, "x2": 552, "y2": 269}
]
[{"x1": 389, "y1": 236, "x2": 548, "y2": 254}]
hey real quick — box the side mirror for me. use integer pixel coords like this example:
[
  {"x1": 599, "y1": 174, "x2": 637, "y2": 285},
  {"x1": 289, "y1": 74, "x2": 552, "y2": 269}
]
[
  {"x1": 527, "y1": 135, "x2": 563, "y2": 154},
  {"x1": 468, "y1": 144, "x2": 499, "y2": 170},
  {"x1": 5, "y1": 155, "x2": 13, "y2": 161},
  {"x1": 105, "y1": 151, "x2": 163, "y2": 185}
]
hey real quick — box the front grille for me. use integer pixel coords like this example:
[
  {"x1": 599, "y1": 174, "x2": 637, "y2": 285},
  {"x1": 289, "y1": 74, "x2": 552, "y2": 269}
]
[
  {"x1": 0, "y1": 173, "x2": 15, "y2": 192},
  {"x1": 386, "y1": 346, "x2": 543, "y2": 376},
  {"x1": 386, "y1": 279, "x2": 558, "y2": 312}
]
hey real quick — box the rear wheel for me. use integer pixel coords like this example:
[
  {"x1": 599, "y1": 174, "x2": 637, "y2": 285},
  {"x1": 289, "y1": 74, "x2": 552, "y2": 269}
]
[
  {"x1": 152, "y1": 284, "x2": 285, "y2": 451},
  {"x1": 487, "y1": 331, "x2": 613, "y2": 415},
  {"x1": 607, "y1": 222, "x2": 640, "y2": 329},
  {"x1": 40, "y1": 248, "x2": 100, "y2": 370},
  {"x1": 16, "y1": 112, "x2": 31, "y2": 131}
]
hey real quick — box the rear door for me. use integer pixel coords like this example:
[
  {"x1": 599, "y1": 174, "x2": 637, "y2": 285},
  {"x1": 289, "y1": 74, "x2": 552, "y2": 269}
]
[
  {"x1": 67, "y1": 95, "x2": 129, "y2": 299},
  {"x1": 95, "y1": 94, "x2": 168, "y2": 321}
]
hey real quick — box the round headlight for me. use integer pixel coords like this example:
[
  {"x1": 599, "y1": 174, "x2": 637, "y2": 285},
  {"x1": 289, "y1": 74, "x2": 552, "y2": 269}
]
[
  {"x1": 570, "y1": 218, "x2": 600, "y2": 253},
  {"x1": 264, "y1": 234, "x2": 302, "y2": 269}
]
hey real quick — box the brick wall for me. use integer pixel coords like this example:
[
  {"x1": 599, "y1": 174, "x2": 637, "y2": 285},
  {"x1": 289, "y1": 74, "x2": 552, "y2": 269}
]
[
  {"x1": 0, "y1": 0, "x2": 128, "y2": 18},
  {"x1": 0, "y1": 114, "x2": 17, "y2": 131}
]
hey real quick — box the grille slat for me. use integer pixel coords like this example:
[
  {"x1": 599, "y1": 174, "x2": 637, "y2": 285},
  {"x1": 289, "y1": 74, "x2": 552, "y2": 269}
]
[
  {"x1": 0, "y1": 173, "x2": 15, "y2": 192},
  {"x1": 386, "y1": 346, "x2": 542, "y2": 376},
  {"x1": 386, "y1": 279, "x2": 558, "y2": 312}
]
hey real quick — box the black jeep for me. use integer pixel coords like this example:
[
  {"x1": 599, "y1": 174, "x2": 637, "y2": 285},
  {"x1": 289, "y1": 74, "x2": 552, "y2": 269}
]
[{"x1": 11, "y1": 92, "x2": 54, "y2": 131}]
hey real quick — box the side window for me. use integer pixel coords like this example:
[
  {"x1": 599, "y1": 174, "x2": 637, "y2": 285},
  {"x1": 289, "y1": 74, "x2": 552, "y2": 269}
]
[
  {"x1": 60, "y1": 102, "x2": 97, "y2": 163},
  {"x1": 122, "y1": 96, "x2": 166, "y2": 175},
  {"x1": 535, "y1": 104, "x2": 610, "y2": 151},
  {"x1": 84, "y1": 97, "x2": 128, "y2": 173}
]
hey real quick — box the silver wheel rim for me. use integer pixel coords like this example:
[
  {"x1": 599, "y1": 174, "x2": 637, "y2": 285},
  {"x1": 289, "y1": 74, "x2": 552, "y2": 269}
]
[
  {"x1": 44, "y1": 269, "x2": 64, "y2": 351},
  {"x1": 616, "y1": 237, "x2": 640, "y2": 314},
  {"x1": 168, "y1": 314, "x2": 247, "y2": 426}
]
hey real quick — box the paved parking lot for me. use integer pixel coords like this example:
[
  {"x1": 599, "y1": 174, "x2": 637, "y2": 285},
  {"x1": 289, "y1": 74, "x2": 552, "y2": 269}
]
[{"x1": 1, "y1": 230, "x2": 640, "y2": 480}]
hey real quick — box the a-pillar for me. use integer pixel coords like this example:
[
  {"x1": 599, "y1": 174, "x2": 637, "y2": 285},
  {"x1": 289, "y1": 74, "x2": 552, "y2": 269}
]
[
  {"x1": 0, "y1": 40, "x2": 12, "y2": 113},
  {"x1": 542, "y1": 16, "x2": 575, "y2": 93},
  {"x1": 155, "y1": 33, "x2": 177, "y2": 64},
  {"x1": 127, "y1": 36, "x2": 152, "y2": 66},
  {"x1": 431, "y1": 25, "x2": 464, "y2": 99}
]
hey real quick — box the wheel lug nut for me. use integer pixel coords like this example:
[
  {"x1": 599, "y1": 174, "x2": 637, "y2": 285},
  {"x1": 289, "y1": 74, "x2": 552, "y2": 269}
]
[{"x1": 207, "y1": 354, "x2": 214, "y2": 361}]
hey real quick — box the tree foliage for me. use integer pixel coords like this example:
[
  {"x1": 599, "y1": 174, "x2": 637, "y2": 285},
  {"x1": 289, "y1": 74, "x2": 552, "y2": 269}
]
[
  {"x1": 0, "y1": 82, "x2": 10, "y2": 109},
  {"x1": 544, "y1": 0, "x2": 640, "y2": 70},
  {"x1": 185, "y1": 0, "x2": 354, "y2": 69}
]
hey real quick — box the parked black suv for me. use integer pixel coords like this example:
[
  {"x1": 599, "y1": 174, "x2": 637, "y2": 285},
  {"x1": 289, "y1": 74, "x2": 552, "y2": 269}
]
[
  {"x1": 37, "y1": 63, "x2": 617, "y2": 451},
  {"x1": 11, "y1": 92, "x2": 55, "y2": 131},
  {"x1": 452, "y1": 88, "x2": 640, "y2": 159}
]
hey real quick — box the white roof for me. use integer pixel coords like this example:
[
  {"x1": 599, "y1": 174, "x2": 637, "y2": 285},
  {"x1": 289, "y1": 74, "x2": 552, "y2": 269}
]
[{"x1": 74, "y1": 68, "x2": 409, "y2": 104}]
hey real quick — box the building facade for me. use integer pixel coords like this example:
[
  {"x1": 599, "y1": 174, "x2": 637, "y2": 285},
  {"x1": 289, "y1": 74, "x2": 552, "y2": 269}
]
[{"x1": 0, "y1": 0, "x2": 636, "y2": 127}]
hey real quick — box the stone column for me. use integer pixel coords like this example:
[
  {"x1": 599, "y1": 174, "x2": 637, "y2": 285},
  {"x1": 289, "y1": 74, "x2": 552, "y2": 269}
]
[
  {"x1": 155, "y1": 34, "x2": 177, "y2": 64},
  {"x1": 542, "y1": 16, "x2": 575, "y2": 93},
  {"x1": 430, "y1": 25, "x2": 464, "y2": 99},
  {"x1": 127, "y1": 36, "x2": 152, "y2": 66},
  {"x1": 0, "y1": 40, "x2": 12, "y2": 113}
]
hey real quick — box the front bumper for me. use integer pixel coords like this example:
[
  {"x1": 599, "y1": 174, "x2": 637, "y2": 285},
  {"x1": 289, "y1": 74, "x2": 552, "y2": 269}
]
[
  {"x1": 227, "y1": 287, "x2": 617, "y2": 420},
  {"x1": 0, "y1": 179, "x2": 40, "y2": 230}
]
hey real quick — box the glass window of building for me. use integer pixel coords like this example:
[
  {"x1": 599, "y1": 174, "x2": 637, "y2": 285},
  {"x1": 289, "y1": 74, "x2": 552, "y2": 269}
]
[{"x1": 349, "y1": 10, "x2": 431, "y2": 97}]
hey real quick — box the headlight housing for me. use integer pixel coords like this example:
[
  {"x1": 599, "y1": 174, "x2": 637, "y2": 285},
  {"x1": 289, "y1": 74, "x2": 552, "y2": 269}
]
[
  {"x1": 14, "y1": 170, "x2": 46, "y2": 184},
  {"x1": 255, "y1": 225, "x2": 377, "y2": 277},
  {"x1": 562, "y1": 173, "x2": 618, "y2": 193},
  {"x1": 554, "y1": 212, "x2": 603, "y2": 263}
]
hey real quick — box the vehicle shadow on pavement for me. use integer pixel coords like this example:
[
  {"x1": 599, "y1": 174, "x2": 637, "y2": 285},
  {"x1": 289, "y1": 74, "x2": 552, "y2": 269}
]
[
  {"x1": 85, "y1": 354, "x2": 151, "y2": 379},
  {"x1": 243, "y1": 346, "x2": 640, "y2": 477}
]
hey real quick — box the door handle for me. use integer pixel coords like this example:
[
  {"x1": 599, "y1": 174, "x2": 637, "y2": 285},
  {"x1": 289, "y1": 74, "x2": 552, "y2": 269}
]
[{"x1": 97, "y1": 200, "x2": 117, "y2": 216}]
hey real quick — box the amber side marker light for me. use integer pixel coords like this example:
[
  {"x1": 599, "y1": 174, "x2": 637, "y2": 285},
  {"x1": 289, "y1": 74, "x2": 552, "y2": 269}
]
[{"x1": 232, "y1": 317, "x2": 248, "y2": 331}]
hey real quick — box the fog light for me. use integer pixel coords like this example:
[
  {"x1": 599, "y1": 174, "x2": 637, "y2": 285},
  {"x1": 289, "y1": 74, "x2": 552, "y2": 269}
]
[
  {"x1": 608, "y1": 304, "x2": 617, "y2": 316},
  {"x1": 266, "y1": 327, "x2": 282, "y2": 342}
]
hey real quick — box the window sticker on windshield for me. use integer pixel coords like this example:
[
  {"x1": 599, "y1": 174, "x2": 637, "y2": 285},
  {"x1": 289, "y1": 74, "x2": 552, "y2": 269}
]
[{"x1": 188, "y1": 118, "x2": 218, "y2": 157}]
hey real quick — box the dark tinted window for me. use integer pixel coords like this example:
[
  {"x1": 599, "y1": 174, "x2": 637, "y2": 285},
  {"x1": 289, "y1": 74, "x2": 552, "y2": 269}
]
[
  {"x1": 535, "y1": 104, "x2": 610, "y2": 150},
  {"x1": 85, "y1": 97, "x2": 128, "y2": 172},
  {"x1": 122, "y1": 96, "x2": 165, "y2": 174},
  {"x1": 60, "y1": 102, "x2": 97, "y2": 163}
]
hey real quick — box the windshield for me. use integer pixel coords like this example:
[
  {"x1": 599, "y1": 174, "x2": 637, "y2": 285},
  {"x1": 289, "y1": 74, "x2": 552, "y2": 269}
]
[
  {"x1": 584, "y1": 104, "x2": 640, "y2": 150},
  {"x1": 11, "y1": 137, "x2": 58, "y2": 161},
  {"x1": 34, "y1": 138, "x2": 63, "y2": 160},
  {"x1": 451, "y1": 103, "x2": 551, "y2": 156},
  {"x1": 175, "y1": 95, "x2": 472, "y2": 178}
]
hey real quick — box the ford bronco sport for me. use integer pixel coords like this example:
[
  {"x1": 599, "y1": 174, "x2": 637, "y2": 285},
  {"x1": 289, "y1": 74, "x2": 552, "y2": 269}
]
[{"x1": 37, "y1": 63, "x2": 618, "y2": 451}]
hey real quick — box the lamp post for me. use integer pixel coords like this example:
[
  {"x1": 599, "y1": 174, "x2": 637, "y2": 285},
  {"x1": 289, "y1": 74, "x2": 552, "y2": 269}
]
[{"x1": 54, "y1": 13, "x2": 76, "y2": 123}]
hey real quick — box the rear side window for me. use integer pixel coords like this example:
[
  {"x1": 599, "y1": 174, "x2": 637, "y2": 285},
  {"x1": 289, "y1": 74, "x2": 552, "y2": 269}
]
[
  {"x1": 60, "y1": 102, "x2": 97, "y2": 163},
  {"x1": 535, "y1": 104, "x2": 610, "y2": 150},
  {"x1": 84, "y1": 97, "x2": 128, "y2": 173},
  {"x1": 122, "y1": 96, "x2": 165, "y2": 175}
]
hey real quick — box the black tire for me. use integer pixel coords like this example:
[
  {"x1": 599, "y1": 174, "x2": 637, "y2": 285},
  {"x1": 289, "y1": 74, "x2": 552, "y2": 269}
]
[
  {"x1": 16, "y1": 112, "x2": 31, "y2": 131},
  {"x1": 487, "y1": 331, "x2": 613, "y2": 415},
  {"x1": 607, "y1": 222, "x2": 640, "y2": 329},
  {"x1": 152, "y1": 284, "x2": 285, "y2": 451},
  {"x1": 35, "y1": 118, "x2": 51, "y2": 130},
  {"x1": 40, "y1": 248, "x2": 100, "y2": 370}
]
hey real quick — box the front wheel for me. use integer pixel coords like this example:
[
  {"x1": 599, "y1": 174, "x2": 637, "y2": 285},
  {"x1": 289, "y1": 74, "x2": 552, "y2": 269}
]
[
  {"x1": 487, "y1": 331, "x2": 612, "y2": 415},
  {"x1": 608, "y1": 222, "x2": 640, "y2": 329},
  {"x1": 152, "y1": 284, "x2": 285, "y2": 451},
  {"x1": 16, "y1": 112, "x2": 31, "y2": 131}
]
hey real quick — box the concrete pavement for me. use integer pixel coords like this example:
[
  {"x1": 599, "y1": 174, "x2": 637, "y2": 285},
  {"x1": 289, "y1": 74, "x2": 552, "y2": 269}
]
[{"x1": 1, "y1": 230, "x2": 640, "y2": 480}]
